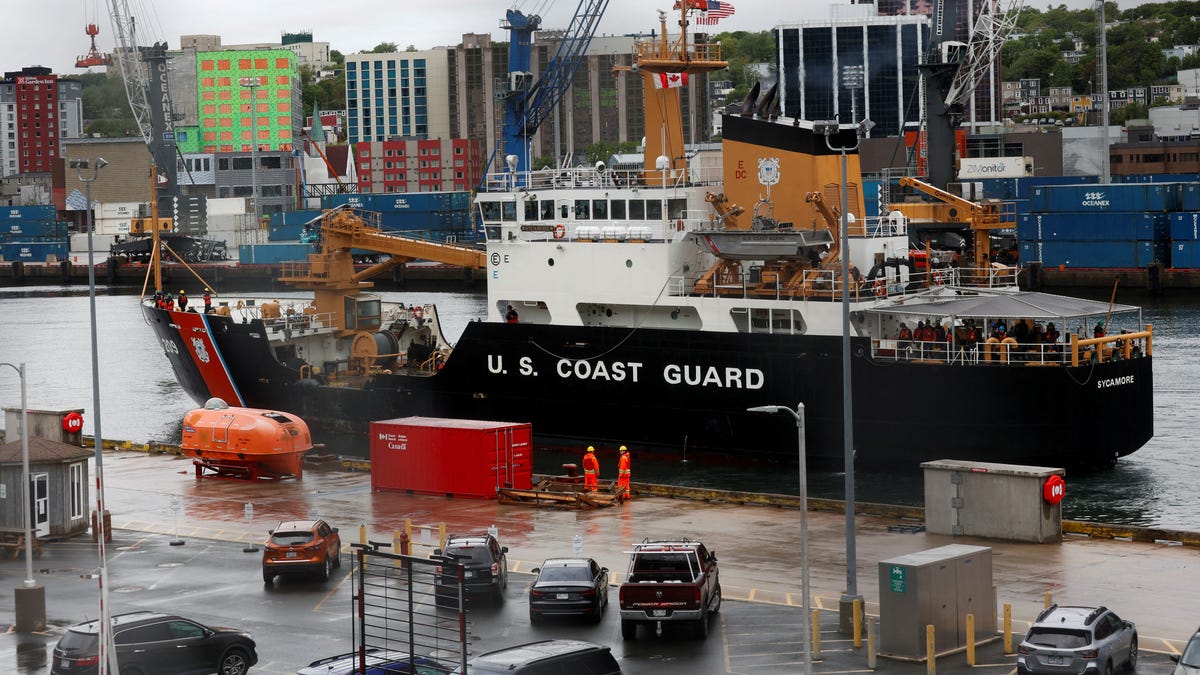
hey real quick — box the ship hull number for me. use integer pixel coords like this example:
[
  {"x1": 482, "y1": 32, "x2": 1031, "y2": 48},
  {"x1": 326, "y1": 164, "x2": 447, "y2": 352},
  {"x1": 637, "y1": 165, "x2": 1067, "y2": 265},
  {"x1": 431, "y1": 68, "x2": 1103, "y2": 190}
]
[{"x1": 487, "y1": 354, "x2": 764, "y2": 389}]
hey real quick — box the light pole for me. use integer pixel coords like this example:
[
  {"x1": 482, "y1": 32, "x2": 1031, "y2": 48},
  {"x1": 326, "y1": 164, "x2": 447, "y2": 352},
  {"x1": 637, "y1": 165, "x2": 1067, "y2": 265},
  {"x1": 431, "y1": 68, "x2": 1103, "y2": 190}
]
[
  {"x1": 69, "y1": 156, "x2": 117, "y2": 673},
  {"x1": 816, "y1": 118, "x2": 873, "y2": 631},
  {"x1": 0, "y1": 361, "x2": 42, "y2": 632},
  {"x1": 747, "y1": 403, "x2": 810, "y2": 675},
  {"x1": 239, "y1": 77, "x2": 261, "y2": 224}
]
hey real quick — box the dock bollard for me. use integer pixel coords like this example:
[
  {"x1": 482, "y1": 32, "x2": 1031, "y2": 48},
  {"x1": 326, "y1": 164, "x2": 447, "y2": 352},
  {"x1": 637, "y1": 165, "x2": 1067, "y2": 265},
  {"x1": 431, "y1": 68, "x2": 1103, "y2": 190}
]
[
  {"x1": 1004, "y1": 604, "x2": 1013, "y2": 654},
  {"x1": 853, "y1": 598, "x2": 863, "y2": 648},
  {"x1": 966, "y1": 613, "x2": 976, "y2": 666},
  {"x1": 400, "y1": 531, "x2": 411, "y2": 556},
  {"x1": 811, "y1": 609, "x2": 821, "y2": 660},
  {"x1": 1044, "y1": 591, "x2": 1053, "y2": 608},
  {"x1": 404, "y1": 518, "x2": 413, "y2": 542},
  {"x1": 926, "y1": 625, "x2": 936, "y2": 675},
  {"x1": 867, "y1": 616, "x2": 878, "y2": 669}
]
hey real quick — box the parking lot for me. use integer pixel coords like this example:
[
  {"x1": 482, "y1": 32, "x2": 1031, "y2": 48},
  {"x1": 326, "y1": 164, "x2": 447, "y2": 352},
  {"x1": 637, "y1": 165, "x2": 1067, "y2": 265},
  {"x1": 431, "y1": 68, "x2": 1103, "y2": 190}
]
[{"x1": 0, "y1": 531, "x2": 1182, "y2": 674}]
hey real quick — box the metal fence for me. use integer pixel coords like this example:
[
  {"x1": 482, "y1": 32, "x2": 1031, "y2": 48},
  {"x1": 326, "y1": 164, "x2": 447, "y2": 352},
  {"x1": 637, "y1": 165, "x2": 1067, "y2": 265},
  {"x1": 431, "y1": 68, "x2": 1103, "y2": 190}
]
[{"x1": 352, "y1": 543, "x2": 468, "y2": 674}]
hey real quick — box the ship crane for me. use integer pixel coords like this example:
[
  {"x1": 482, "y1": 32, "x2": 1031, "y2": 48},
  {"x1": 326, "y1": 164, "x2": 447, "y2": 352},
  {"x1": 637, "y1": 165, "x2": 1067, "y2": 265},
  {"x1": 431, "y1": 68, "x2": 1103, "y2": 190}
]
[{"x1": 496, "y1": 0, "x2": 611, "y2": 182}]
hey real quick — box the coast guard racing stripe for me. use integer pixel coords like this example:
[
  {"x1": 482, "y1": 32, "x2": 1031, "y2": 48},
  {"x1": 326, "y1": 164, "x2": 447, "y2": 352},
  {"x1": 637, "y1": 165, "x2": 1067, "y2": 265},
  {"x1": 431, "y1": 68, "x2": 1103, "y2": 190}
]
[{"x1": 173, "y1": 310, "x2": 244, "y2": 406}]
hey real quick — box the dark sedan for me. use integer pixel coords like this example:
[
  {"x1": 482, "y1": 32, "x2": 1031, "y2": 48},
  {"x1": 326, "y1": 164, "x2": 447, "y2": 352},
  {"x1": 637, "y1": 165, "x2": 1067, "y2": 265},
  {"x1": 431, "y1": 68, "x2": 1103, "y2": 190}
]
[
  {"x1": 528, "y1": 558, "x2": 609, "y2": 624},
  {"x1": 51, "y1": 610, "x2": 257, "y2": 675}
]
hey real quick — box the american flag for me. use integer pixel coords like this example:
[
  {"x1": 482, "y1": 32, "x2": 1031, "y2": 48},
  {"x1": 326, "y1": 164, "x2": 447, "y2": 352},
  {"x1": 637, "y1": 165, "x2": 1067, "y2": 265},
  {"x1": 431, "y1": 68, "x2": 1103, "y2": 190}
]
[{"x1": 696, "y1": 0, "x2": 735, "y2": 25}]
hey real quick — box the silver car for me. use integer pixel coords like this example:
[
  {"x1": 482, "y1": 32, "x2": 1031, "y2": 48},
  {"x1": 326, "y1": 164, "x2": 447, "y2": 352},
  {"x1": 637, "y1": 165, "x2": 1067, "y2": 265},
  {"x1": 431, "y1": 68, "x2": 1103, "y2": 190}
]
[
  {"x1": 1016, "y1": 605, "x2": 1137, "y2": 675},
  {"x1": 1173, "y1": 627, "x2": 1200, "y2": 675}
]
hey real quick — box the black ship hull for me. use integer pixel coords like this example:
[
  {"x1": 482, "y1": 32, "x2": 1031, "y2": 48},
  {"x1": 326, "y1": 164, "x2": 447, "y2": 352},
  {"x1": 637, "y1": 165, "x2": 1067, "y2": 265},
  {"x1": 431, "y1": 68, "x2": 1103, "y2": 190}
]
[{"x1": 145, "y1": 304, "x2": 1153, "y2": 469}]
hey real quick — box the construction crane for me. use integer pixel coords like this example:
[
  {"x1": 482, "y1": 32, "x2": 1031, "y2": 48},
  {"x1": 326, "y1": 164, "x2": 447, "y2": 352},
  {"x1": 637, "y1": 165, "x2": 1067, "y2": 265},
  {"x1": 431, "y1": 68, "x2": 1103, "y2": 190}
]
[
  {"x1": 106, "y1": 0, "x2": 178, "y2": 195},
  {"x1": 495, "y1": 0, "x2": 611, "y2": 181},
  {"x1": 920, "y1": 0, "x2": 1024, "y2": 189},
  {"x1": 76, "y1": 22, "x2": 113, "y2": 68}
]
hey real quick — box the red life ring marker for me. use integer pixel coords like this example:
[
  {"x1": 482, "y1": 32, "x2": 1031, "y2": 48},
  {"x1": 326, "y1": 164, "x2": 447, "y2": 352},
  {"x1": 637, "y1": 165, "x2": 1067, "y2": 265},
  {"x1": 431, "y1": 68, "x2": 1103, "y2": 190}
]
[
  {"x1": 553, "y1": 224, "x2": 566, "y2": 239},
  {"x1": 62, "y1": 411, "x2": 84, "y2": 434},
  {"x1": 412, "y1": 305, "x2": 424, "y2": 320},
  {"x1": 873, "y1": 279, "x2": 887, "y2": 298},
  {"x1": 1042, "y1": 475, "x2": 1065, "y2": 504}
]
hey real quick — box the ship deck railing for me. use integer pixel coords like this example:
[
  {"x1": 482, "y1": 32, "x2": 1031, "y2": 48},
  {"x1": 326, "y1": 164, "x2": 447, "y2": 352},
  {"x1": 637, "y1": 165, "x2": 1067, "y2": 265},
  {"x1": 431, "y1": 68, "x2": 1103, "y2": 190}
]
[
  {"x1": 671, "y1": 265, "x2": 1021, "y2": 301},
  {"x1": 480, "y1": 163, "x2": 723, "y2": 193},
  {"x1": 222, "y1": 301, "x2": 338, "y2": 340},
  {"x1": 871, "y1": 328, "x2": 1152, "y2": 366}
]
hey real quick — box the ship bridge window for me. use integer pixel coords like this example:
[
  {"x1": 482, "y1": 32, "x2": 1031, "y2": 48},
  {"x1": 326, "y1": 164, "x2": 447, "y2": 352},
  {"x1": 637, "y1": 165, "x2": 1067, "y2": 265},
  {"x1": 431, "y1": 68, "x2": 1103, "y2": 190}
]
[
  {"x1": 668, "y1": 198, "x2": 687, "y2": 220},
  {"x1": 611, "y1": 200, "x2": 627, "y2": 219},
  {"x1": 480, "y1": 201, "x2": 501, "y2": 222},
  {"x1": 523, "y1": 199, "x2": 539, "y2": 221},
  {"x1": 575, "y1": 200, "x2": 590, "y2": 219},
  {"x1": 730, "y1": 307, "x2": 808, "y2": 335},
  {"x1": 502, "y1": 201, "x2": 517, "y2": 222},
  {"x1": 345, "y1": 295, "x2": 382, "y2": 331},
  {"x1": 540, "y1": 200, "x2": 554, "y2": 219},
  {"x1": 646, "y1": 200, "x2": 663, "y2": 220},
  {"x1": 629, "y1": 200, "x2": 645, "y2": 219},
  {"x1": 592, "y1": 199, "x2": 608, "y2": 219}
]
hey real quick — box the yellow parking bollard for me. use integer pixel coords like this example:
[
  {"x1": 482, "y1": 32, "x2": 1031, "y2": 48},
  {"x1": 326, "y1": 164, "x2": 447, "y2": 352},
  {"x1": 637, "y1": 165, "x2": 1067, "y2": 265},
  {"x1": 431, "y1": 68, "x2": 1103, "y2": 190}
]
[
  {"x1": 926, "y1": 624, "x2": 936, "y2": 675},
  {"x1": 966, "y1": 613, "x2": 976, "y2": 666},
  {"x1": 439, "y1": 522, "x2": 447, "y2": 550},
  {"x1": 853, "y1": 598, "x2": 863, "y2": 648},
  {"x1": 359, "y1": 523, "x2": 367, "y2": 545},
  {"x1": 1004, "y1": 604, "x2": 1013, "y2": 654},
  {"x1": 1044, "y1": 591, "x2": 1052, "y2": 608},
  {"x1": 404, "y1": 518, "x2": 413, "y2": 541},
  {"x1": 811, "y1": 609, "x2": 821, "y2": 660}
]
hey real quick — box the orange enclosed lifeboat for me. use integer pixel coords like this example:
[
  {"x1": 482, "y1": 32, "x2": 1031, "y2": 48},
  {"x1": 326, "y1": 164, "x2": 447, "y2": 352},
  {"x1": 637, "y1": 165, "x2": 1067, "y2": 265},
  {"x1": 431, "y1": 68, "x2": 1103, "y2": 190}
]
[{"x1": 181, "y1": 398, "x2": 314, "y2": 479}]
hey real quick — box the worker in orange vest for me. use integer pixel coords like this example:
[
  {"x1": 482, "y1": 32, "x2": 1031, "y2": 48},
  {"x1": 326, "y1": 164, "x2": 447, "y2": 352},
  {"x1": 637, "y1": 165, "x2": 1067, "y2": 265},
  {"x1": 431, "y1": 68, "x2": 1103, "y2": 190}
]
[
  {"x1": 617, "y1": 445, "x2": 631, "y2": 499},
  {"x1": 582, "y1": 445, "x2": 599, "y2": 490}
]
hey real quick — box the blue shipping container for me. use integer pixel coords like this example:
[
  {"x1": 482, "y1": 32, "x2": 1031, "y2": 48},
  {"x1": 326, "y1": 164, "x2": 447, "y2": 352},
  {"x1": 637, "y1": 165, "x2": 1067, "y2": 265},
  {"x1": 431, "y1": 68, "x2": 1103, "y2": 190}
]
[
  {"x1": 1031, "y1": 183, "x2": 1178, "y2": 213},
  {"x1": 1180, "y1": 185, "x2": 1200, "y2": 212},
  {"x1": 1018, "y1": 240, "x2": 1041, "y2": 266},
  {"x1": 1169, "y1": 212, "x2": 1200, "y2": 241},
  {"x1": 322, "y1": 191, "x2": 470, "y2": 213},
  {"x1": 0, "y1": 240, "x2": 69, "y2": 261},
  {"x1": 1037, "y1": 240, "x2": 1159, "y2": 268},
  {"x1": 1172, "y1": 240, "x2": 1200, "y2": 268},
  {"x1": 269, "y1": 210, "x2": 323, "y2": 227},
  {"x1": 2, "y1": 220, "x2": 68, "y2": 237},
  {"x1": 238, "y1": 243, "x2": 313, "y2": 265},
  {"x1": 1018, "y1": 212, "x2": 1164, "y2": 242},
  {"x1": 269, "y1": 224, "x2": 306, "y2": 241},
  {"x1": 1, "y1": 205, "x2": 55, "y2": 221},
  {"x1": 1014, "y1": 175, "x2": 1095, "y2": 200}
]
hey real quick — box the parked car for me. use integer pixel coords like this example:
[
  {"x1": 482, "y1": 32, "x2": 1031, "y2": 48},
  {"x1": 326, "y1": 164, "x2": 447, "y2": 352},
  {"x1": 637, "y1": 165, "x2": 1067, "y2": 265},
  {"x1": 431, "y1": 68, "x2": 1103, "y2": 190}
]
[
  {"x1": 296, "y1": 648, "x2": 449, "y2": 675},
  {"x1": 262, "y1": 519, "x2": 341, "y2": 583},
  {"x1": 51, "y1": 611, "x2": 257, "y2": 675},
  {"x1": 528, "y1": 558, "x2": 609, "y2": 624},
  {"x1": 1173, "y1": 626, "x2": 1200, "y2": 675},
  {"x1": 434, "y1": 533, "x2": 509, "y2": 603},
  {"x1": 1016, "y1": 605, "x2": 1137, "y2": 675},
  {"x1": 459, "y1": 639, "x2": 620, "y2": 675}
]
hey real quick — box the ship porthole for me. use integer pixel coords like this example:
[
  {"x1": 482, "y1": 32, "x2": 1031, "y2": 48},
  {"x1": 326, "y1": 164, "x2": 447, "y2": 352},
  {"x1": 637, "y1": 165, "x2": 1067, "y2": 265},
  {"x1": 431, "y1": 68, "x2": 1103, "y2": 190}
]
[
  {"x1": 606, "y1": 308, "x2": 613, "y2": 317},
  {"x1": 625, "y1": 259, "x2": 633, "y2": 268},
  {"x1": 548, "y1": 258, "x2": 555, "y2": 266}
]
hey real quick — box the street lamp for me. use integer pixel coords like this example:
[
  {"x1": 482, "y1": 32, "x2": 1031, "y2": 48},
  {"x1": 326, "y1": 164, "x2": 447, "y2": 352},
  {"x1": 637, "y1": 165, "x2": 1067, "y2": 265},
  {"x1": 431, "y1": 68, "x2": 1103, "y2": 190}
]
[
  {"x1": 239, "y1": 77, "x2": 261, "y2": 224},
  {"x1": 69, "y1": 156, "x2": 117, "y2": 673},
  {"x1": 0, "y1": 361, "x2": 42, "y2": 632},
  {"x1": 817, "y1": 118, "x2": 873, "y2": 631},
  {"x1": 747, "y1": 403, "x2": 811, "y2": 675}
]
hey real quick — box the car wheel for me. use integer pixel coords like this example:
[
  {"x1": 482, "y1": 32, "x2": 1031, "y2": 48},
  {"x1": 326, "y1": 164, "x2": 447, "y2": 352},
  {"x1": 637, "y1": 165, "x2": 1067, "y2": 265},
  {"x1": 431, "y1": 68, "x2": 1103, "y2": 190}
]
[
  {"x1": 319, "y1": 555, "x2": 331, "y2": 581},
  {"x1": 529, "y1": 608, "x2": 539, "y2": 625},
  {"x1": 218, "y1": 648, "x2": 251, "y2": 675},
  {"x1": 262, "y1": 568, "x2": 274, "y2": 584},
  {"x1": 696, "y1": 606, "x2": 710, "y2": 640},
  {"x1": 333, "y1": 550, "x2": 342, "y2": 568},
  {"x1": 591, "y1": 599, "x2": 604, "y2": 623},
  {"x1": 621, "y1": 619, "x2": 637, "y2": 640},
  {"x1": 710, "y1": 584, "x2": 722, "y2": 614},
  {"x1": 1125, "y1": 637, "x2": 1138, "y2": 671},
  {"x1": 493, "y1": 583, "x2": 505, "y2": 604}
]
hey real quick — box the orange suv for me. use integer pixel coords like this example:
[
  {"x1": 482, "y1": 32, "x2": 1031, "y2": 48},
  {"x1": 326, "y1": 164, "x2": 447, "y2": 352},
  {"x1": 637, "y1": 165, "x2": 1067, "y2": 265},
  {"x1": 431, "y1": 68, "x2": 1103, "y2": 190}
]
[{"x1": 262, "y1": 519, "x2": 341, "y2": 583}]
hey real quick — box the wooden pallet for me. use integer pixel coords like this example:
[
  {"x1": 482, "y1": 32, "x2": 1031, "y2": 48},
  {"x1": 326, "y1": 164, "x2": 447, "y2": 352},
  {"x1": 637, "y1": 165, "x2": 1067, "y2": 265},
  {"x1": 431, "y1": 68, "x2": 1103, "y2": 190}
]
[{"x1": 499, "y1": 478, "x2": 626, "y2": 509}]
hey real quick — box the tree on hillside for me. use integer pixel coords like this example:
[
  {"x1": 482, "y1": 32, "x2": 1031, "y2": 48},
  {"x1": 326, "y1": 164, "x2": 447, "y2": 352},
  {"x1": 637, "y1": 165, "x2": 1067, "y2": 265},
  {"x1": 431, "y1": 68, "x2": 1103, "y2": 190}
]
[{"x1": 368, "y1": 42, "x2": 399, "y2": 53}]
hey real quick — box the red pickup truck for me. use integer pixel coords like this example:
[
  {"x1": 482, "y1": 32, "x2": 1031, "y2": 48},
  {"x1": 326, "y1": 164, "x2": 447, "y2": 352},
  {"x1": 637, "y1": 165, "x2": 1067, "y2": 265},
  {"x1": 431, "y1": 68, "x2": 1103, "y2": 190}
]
[{"x1": 618, "y1": 539, "x2": 721, "y2": 640}]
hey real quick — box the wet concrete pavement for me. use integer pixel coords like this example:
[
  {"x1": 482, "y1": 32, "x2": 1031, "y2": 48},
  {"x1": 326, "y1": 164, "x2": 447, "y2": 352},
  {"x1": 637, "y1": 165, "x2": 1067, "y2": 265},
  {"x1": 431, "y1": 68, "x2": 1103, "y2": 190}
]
[{"x1": 0, "y1": 450, "x2": 1194, "y2": 673}]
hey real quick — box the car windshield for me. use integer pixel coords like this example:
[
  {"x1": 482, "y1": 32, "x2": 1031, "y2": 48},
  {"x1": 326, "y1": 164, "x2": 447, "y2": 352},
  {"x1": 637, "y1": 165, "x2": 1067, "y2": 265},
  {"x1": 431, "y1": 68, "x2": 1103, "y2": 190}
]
[
  {"x1": 58, "y1": 630, "x2": 97, "y2": 650},
  {"x1": 1028, "y1": 628, "x2": 1091, "y2": 649},
  {"x1": 538, "y1": 566, "x2": 591, "y2": 583},
  {"x1": 272, "y1": 532, "x2": 314, "y2": 546},
  {"x1": 1181, "y1": 637, "x2": 1200, "y2": 667},
  {"x1": 445, "y1": 546, "x2": 491, "y2": 564}
]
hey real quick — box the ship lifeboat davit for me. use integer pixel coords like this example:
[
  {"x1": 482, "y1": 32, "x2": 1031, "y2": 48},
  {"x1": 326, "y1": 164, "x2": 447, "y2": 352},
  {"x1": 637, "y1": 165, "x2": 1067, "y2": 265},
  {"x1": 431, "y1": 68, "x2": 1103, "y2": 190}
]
[{"x1": 180, "y1": 397, "x2": 314, "y2": 480}]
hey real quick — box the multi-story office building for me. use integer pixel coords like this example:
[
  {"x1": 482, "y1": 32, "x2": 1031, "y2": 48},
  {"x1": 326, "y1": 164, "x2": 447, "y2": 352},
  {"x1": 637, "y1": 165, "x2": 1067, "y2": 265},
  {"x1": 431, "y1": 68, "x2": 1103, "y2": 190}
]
[
  {"x1": 344, "y1": 50, "x2": 453, "y2": 144},
  {"x1": 0, "y1": 67, "x2": 83, "y2": 178},
  {"x1": 355, "y1": 138, "x2": 484, "y2": 193},
  {"x1": 777, "y1": 14, "x2": 929, "y2": 138}
]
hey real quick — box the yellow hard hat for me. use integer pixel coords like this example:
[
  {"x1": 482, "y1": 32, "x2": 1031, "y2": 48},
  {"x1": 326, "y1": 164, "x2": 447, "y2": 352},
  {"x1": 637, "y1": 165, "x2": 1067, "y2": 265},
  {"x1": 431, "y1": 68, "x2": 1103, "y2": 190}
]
[
  {"x1": 179, "y1": 289, "x2": 185, "y2": 294},
  {"x1": 620, "y1": 445, "x2": 628, "y2": 452},
  {"x1": 587, "y1": 446, "x2": 595, "y2": 452}
]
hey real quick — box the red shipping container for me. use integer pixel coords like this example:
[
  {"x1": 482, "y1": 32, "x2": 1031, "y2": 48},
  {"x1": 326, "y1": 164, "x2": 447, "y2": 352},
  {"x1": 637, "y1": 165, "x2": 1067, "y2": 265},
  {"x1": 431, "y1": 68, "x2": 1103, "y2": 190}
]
[{"x1": 370, "y1": 416, "x2": 532, "y2": 499}]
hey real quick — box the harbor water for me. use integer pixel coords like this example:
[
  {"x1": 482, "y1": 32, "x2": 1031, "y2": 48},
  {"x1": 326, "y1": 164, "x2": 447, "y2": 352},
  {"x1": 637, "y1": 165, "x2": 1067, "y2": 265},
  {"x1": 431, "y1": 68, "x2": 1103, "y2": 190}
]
[{"x1": 1, "y1": 284, "x2": 1197, "y2": 529}]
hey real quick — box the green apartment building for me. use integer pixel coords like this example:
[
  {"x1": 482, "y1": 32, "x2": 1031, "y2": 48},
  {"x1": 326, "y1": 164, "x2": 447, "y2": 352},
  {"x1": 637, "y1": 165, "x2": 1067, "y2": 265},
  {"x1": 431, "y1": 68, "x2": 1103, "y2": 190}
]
[{"x1": 191, "y1": 49, "x2": 302, "y2": 154}]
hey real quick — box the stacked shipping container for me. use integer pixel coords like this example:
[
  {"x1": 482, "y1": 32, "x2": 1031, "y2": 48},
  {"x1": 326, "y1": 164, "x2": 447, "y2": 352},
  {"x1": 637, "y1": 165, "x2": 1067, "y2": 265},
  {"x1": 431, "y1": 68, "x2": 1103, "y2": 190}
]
[{"x1": 0, "y1": 205, "x2": 68, "y2": 261}]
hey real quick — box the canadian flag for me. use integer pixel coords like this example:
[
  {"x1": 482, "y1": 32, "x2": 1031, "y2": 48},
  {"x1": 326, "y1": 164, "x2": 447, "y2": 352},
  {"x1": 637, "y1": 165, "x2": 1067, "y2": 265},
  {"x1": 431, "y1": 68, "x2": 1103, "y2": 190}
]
[{"x1": 653, "y1": 72, "x2": 689, "y2": 89}]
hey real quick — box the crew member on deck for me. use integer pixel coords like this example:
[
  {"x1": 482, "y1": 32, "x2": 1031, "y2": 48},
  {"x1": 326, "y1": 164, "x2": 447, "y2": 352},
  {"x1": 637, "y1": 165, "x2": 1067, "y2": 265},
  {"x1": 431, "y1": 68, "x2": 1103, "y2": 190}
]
[
  {"x1": 897, "y1": 323, "x2": 912, "y2": 354},
  {"x1": 203, "y1": 289, "x2": 213, "y2": 313},
  {"x1": 506, "y1": 305, "x2": 519, "y2": 323},
  {"x1": 178, "y1": 290, "x2": 188, "y2": 311},
  {"x1": 1094, "y1": 322, "x2": 1106, "y2": 338},
  {"x1": 617, "y1": 445, "x2": 631, "y2": 499},
  {"x1": 1045, "y1": 322, "x2": 1061, "y2": 353},
  {"x1": 582, "y1": 446, "x2": 599, "y2": 490}
]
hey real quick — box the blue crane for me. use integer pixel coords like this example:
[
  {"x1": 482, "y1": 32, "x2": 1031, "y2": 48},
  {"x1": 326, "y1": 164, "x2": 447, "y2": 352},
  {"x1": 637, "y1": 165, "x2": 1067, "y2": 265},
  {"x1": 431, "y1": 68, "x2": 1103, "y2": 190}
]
[{"x1": 495, "y1": 0, "x2": 610, "y2": 182}]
